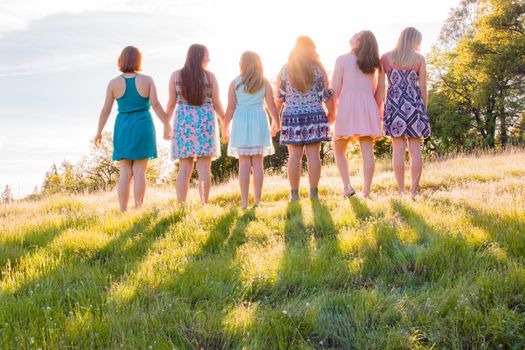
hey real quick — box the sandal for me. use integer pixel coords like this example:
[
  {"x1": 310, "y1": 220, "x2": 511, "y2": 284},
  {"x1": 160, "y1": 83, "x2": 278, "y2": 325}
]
[{"x1": 343, "y1": 186, "x2": 356, "y2": 198}]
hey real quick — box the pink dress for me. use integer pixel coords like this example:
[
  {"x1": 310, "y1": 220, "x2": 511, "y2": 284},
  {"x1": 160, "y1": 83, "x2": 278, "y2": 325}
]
[{"x1": 330, "y1": 53, "x2": 382, "y2": 140}]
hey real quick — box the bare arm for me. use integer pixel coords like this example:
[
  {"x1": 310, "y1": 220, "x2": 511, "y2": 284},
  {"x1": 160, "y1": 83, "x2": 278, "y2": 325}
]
[
  {"x1": 275, "y1": 74, "x2": 284, "y2": 114},
  {"x1": 148, "y1": 77, "x2": 171, "y2": 140},
  {"x1": 94, "y1": 81, "x2": 115, "y2": 146},
  {"x1": 375, "y1": 64, "x2": 386, "y2": 109},
  {"x1": 166, "y1": 71, "x2": 178, "y2": 123},
  {"x1": 330, "y1": 56, "x2": 344, "y2": 100},
  {"x1": 149, "y1": 78, "x2": 168, "y2": 124},
  {"x1": 322, "y1": 71, "x2": 336, "y2": 124},
  {"x1": 264, "y1": 79, "x2": 280, "y2": 135},
  {"x1": 222, "y1": 80, "x2": 236, "y2": 141},
  {"x1": 418, "y1": 56, "x2": 428, "y2": 109},
  {"x1": 210, "y1": 73, "x2": 225, "y2": 123}
]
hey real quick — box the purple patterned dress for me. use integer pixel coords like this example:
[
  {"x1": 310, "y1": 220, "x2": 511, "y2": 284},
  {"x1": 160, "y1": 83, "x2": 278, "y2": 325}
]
[
  {"x1": 381, "y1": 54, "x2": 431, "y2": 138},
  {"x1": 278, "y1": 65, "x2": 332, "y2": 145}
]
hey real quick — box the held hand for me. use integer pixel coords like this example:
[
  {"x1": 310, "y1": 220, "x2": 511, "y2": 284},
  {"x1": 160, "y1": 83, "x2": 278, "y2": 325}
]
[
  {"x1": 94, "y1": 133, "x2": 102, "y2": 147},
  {"x1": 270, "y1": 120, "x2": 281, "y2": 137},
  {"x1": 163, "y1": 122, "x2": 172, "y2": 140},
  {"x1": 327, "y1": 113, "x2": 336, "y2": 125},
  {"x1": 221, "y1": 125, "x2": 230, "y2": 142}
]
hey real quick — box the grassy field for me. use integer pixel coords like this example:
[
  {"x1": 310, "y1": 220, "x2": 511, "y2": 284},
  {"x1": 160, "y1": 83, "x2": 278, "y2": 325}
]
[{"x1": 1, "y1": 151, "x2": 524, "y2": 349}]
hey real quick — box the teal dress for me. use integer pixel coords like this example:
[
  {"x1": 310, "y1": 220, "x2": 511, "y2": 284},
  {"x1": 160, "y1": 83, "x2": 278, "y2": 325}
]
[
  {"x1": 227, "y1": 76, "x2": 274, "y2": 158},
  {"x1": 112, "y1": 75, "x2": 157, "y2": 161}
]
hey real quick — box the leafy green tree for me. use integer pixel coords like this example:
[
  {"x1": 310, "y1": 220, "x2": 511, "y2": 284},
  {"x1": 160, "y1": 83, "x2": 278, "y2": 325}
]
[
  {"x1": 429, "y1": 0, "x2": 525, "y2": 150},
  {"x1": 42, "y1": 163, "x2": 62, "y2": 195}
]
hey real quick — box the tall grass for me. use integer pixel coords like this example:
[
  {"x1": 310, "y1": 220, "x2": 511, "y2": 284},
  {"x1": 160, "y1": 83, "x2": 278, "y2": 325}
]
[{"x1": 1, "y1": 151, "x2": 524, "y2": 349}]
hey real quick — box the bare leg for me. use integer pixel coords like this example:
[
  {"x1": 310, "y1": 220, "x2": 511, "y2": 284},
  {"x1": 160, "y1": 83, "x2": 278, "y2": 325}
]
[
  {"x1": 287, "y1": 145, "x2": 304, "y2": 199},
  {"x1": 238, "y1": 155, "x2": 251, "y2": 208},
  {"x1": 132, "y1": 159, "x2": 148, "y2": 209},
  {"x1": 392, "y1": 137, "x2": 407, "y2": 195},
  {"x1": 334, "y1": 138, "x2": 354, "y2": 194},
  {"x1": 359, "y1": 137, "x2": 375, "y2": 198},
  {"x1": 196, "y1": 156, "x2": 212, "y2": 205},
  {"x1": 117, "y1": 159, "x2": 133, "y2": 212},
  {"x1": 176, "y1": 158, "x2": 194, "y2": 203},
  {"x1": 304, "y1": 142, "x2": 321, "y2": 198},
  {"x1": 407, "y1": 138, "x2": 423, "y2": 197},
  {"x1": 252, "y1": 155, "x2": 264, "y2": 206}
]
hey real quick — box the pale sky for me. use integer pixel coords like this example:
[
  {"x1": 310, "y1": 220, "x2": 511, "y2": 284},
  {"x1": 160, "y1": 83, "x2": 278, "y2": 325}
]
[{"x1": 0, "y1": 0, "x2": 459, "y2": 197}]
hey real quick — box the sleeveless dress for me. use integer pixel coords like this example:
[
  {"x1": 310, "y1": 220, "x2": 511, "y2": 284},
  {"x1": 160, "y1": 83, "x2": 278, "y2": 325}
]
[
  {"x1": 227, "y1": 76, "x2": 274, "y2": 158},
  {"x1": 381, "y1": 54, "x2": 431, "y2": 138},
  {"x1": 331, "y1": 53, "x2": 382, "y2": 140},
  {"x1": 171, "y1": 71, "x2": 221, "y2": 160},
  {"x1": 278, "y1": 65, "x2": 332, "y2": 145},
  {"x1": 112, "y1": 75, "x2": 157, "y2": 161}
]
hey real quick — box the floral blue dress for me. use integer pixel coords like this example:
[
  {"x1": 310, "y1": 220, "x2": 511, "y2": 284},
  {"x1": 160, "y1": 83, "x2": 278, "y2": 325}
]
[{"x1": 278, "y1": 65, "x2": 332, "y2": 145}]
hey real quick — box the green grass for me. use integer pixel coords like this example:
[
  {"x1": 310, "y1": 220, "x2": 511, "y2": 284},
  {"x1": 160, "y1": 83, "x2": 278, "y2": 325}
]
[{"x1": 1, "y1": 151, "x2": 525, "y2": 349}]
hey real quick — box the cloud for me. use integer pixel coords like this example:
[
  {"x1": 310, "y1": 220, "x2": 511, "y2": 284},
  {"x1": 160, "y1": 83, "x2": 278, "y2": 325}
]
[{"x1": 0, "y1": 11, "x2": 209, "y2": 76}]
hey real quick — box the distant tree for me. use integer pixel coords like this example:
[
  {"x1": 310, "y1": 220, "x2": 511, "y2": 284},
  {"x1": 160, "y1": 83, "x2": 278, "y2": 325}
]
[
  {"x1": 42, "y1": 163, "x2": 63, "y2": 195},
  {"x1": 61, "y1": 161, "x2": 77, "y2": 193},
  {"x1": 1, "y1": 185, "x2": 13, "y2": 204},
  {"x1": 84, "y1": 131, "x2": 119, "y2": 191}
]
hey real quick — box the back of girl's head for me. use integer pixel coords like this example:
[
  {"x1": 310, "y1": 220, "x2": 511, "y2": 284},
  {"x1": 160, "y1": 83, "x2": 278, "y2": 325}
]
[
  {"x1": 118, "y1": 46, "x2": 142, "y2": 73},
  {"x1": 239, "y1": 51, "x2": 265, "y2": 94},
  {"x1": 354, "y1": 31, "x2": 381, "y2": 74},
  {"x1": 288, "y1": 36, "x2": 325, "y2": 93},
  {"x1": 180, "y1": 44, "x2": 209, "y2": 106},
  {"x1": 392, "y1": 27, "x2": 422, "y2": 67}
]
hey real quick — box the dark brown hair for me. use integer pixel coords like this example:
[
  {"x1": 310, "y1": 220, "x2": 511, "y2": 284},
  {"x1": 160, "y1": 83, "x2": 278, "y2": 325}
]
[
  {"x1": 180, "y1": 44, "x2": 209, "y2": 106},
  {"x1": 354, "y1": 31, "x2": 381, "y2": 74},
  {"x1": 118, "y1": 46, "x2": 142, "y2": 73},
  {"x1": 288, "y1": 36, "x2": 326, "y2": 93}
]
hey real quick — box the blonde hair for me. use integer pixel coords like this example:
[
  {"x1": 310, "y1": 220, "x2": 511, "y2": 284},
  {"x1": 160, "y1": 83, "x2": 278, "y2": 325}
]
[
  {"x1": 288, "y1": 36, "x2": 325, "y2": 93},
  {"x1": 392, "y1": 27, "x2": 422, "y2": 67},
  {"x1": 239, "y1": 51, "x2": 265, "y2": 94}
]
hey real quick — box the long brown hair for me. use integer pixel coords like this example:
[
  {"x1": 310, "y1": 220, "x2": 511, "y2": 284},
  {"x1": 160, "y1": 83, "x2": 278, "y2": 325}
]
[
  {"x1": 354, "y1": 31, "x2": 381, "y2": 74},
  {"x1": 288, "y1": 36, "x2": 326, "y2": 93},
  {"x1": 238, "y1": 51, "x2": 265, "y2": 94},
  {"x1": 180, "y1": 44, "x2": 209, "y2": 106}
]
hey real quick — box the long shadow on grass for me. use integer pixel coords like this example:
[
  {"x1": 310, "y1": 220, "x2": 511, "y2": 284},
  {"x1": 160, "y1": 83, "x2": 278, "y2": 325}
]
[
  {"x1": 430, "y1": 198, "x2": 525, "y2": 258},
  {"x1": 247, "y1": 200, "x2": 364, "y2": 349},
  {"x1": 0, "y1": 214, "x2": 97, "y2": 279},
  {"x1": 391, "y1": 200, "x2": 505, "y2": 283},
  {"x1": 118, "y1": 207, "x2": 257, "y2": 349},
  {"x1": 349, "y1": 197, "x2": 373, "y2": 222},
  {"x1": 0, "y1": 208, "x2": 185, "y2": 348}
]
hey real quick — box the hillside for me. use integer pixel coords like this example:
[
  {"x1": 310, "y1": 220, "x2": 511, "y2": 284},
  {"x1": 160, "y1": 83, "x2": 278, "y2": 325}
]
[{"x1": 1, "y1": 151, "x2": 524, "y2": 349}]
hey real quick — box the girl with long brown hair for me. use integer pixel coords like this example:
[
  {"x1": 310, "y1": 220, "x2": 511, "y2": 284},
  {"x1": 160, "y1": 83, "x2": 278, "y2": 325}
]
[
  {"x1": 331, "y1": 31, "x2": 382, "y2": 198},
  {"x1": 166, "y1": 44, "x2": 225, "y2": 204},
  {"x1": 277, "y1": 36, "x2": 335, "y2": 201},
  {"x1": 222, "y1": 51, "x2": 280, "y2": 208}
]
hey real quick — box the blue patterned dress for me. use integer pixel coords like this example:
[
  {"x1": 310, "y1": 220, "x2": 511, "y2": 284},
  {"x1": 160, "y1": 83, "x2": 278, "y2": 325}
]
[
  {"x1": 171, "y1": 70, "x2": 221, "y2": 160},
  {"x1": 278, "y1": 65, "x2": 332, "y2": 145},
  {"x1": 381, "y1": 54, "x2": 431, "y2": 138}
]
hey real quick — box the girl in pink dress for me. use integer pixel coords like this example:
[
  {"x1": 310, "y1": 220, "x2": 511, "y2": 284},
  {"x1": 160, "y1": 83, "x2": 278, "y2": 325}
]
[{"x1": 331, "y1": 31, "x2": 382, "y2": 198}]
